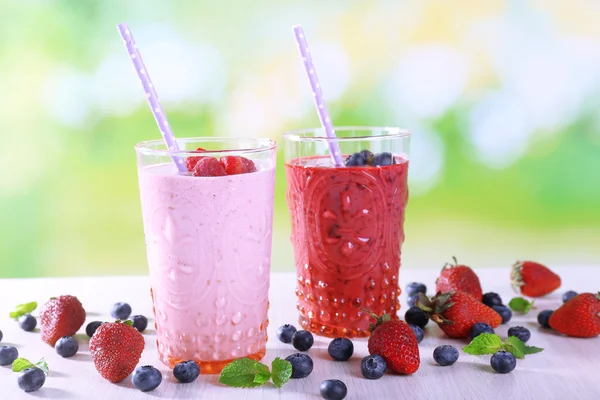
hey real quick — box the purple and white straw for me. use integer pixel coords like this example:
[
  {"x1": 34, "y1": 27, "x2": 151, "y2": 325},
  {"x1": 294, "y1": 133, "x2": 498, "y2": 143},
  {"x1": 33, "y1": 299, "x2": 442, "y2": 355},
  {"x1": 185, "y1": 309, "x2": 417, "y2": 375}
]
[
  {"x1": 293, "y1": 25, "x2": 344, "y2": 166},
  {"x1": 117, "y1": 23, "x2": 187, "y2": 173}
]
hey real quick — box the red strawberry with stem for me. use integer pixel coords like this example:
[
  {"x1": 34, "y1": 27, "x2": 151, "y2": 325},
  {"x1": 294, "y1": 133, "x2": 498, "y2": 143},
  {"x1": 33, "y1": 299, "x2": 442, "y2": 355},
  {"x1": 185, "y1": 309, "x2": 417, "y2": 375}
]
[
  {"x1": 511, "y1": 261, "x2": 561, "y2": 297},
  {"x1": 192, "y1": 157, "x2": 227, "y2": 177},
  {"x1": 435, "y1": 257, "x2": 483, "y2": 301},
  {"x1": 39, "y1": 295, "x2": 86, "y2": 346},
  {"x1": 363, "y1": 309, "x2": 420, "y2": 375},
  {"x1": 186, "y1": 147, "x2": 206, "y2": 172},
  {"x1": 418, "y1": 291, "x2": 502, "y2": 338},
  {"x1": 549, "y1": 292, "x2": 600, "y2": 338},
  {"x1": 219, "y1": 156, "x2": 257, "y2": 175},
  {"x1": 89, "y1": 320, "x2": 145, "y2": 383}
]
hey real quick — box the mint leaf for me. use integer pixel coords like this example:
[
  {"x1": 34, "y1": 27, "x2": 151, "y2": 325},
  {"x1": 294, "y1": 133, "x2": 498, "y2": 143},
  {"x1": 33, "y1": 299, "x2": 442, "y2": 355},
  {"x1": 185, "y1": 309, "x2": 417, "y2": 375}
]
[
  {"x1": 508, "y1": 297, "x2": 535, "y2": 314},
  {"x1": 523, "y1": 344, "x2": 544, "y2": 355},
  {"x1": 271, "y1": 357, "x2": 292, "y2": 388},
  {"x1": 11, "y1": 358, "x2": 34, "y2": 372},
  {"x1": 502, "y1": 336, "x2": 526, "y2": 359},
  {"x1": 35, "y1": 358, "x2": 50, "y2": 375},
  {"x1": 9, "y1": 302, "x2": 37, "y2": 319},
  {"x1": 219, "y1": 358, "x2": 271, "y2": 388},
  {"x1": 463, "y1": 333, "x2": 503, "y2": 355}
]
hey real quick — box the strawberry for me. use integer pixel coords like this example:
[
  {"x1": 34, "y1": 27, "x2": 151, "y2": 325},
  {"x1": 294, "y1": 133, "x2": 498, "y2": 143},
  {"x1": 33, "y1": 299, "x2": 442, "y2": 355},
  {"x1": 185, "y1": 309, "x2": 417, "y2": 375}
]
[
  {"x1": 192, "y1": 157, "x2": 227, "y2": 177},
  {"x1": 549, "y1": 292, "x2": 600, "y2": 338},
  {"x1": 89, "y1": 321, "x2": 145, "y2": 383},
  {"x1": 418, "y1": 291, "x2": 502, "y2": 338},
  {"x1": 435, "y1": 257, "x2": 483, "y2": 301},
  {"x1": 511, "y1": 260, "x2": 561, "y2": 297},
  {"x1": 39, "y1": 295, "x2": 86, "y2": 346},
  {"x1": 364, "y1": 310, "x2": 420, "y2": 374},
  {"x1": 185, "y1": 147, "x2": 206, "y2": 172},
  {"x1": 219, "y1": 156, "x2": 257, "y2": 175}
]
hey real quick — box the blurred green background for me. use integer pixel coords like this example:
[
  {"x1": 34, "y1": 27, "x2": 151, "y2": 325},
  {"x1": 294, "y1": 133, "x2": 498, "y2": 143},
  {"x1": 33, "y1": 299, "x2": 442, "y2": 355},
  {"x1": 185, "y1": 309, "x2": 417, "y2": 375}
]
[{"x1": 1, "y1": 0, "x2": 599, "y2": 278}]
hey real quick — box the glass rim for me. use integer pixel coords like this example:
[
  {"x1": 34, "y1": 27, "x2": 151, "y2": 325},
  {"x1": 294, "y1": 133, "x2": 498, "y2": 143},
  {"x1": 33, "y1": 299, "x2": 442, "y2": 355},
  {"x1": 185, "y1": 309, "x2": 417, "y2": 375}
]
[
  {"x1": 135, "y1": 137, "x2": 277, "y2": 157},
  {"x1": 283, "y1": 126, "x2": 410, "y2": 142}
]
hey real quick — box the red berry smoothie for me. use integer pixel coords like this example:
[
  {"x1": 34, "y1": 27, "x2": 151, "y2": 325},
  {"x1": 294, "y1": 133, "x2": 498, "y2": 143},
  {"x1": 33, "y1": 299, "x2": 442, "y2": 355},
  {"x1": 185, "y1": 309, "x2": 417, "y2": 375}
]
[{"x1": 285, "y1": 156, "x2": 409, "y2": 337}]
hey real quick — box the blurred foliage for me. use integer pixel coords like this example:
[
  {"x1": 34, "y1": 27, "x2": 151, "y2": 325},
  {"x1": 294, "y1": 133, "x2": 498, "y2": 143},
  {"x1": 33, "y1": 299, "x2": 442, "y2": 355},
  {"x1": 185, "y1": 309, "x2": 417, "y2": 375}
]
[{"x1": 1, "y1": 0, "x2": 599, "y2": 278}]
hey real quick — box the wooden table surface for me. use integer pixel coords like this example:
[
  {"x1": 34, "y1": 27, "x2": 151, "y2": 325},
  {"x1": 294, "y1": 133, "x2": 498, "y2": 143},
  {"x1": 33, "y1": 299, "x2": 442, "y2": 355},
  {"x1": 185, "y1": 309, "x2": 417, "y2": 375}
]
[{"x1": 0, "y1": 266, "x2": 599, "y2": 400}]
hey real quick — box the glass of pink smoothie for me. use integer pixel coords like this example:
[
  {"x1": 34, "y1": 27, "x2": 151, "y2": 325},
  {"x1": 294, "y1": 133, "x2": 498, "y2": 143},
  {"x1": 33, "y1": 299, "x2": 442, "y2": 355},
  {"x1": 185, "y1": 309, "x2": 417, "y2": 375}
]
[{"x1": 135, "y1": 137, "x2": 276, "y2": 374}]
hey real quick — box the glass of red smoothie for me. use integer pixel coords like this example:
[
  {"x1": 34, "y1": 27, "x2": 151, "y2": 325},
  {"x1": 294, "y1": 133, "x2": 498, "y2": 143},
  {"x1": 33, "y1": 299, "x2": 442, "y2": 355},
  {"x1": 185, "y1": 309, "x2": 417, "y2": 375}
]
[
  {"x1": 284, "y1": 127, "x2": 410, "y2": 338},
  {"x1": 135, "y1": 137, "x2": 277, "y2": 373}
]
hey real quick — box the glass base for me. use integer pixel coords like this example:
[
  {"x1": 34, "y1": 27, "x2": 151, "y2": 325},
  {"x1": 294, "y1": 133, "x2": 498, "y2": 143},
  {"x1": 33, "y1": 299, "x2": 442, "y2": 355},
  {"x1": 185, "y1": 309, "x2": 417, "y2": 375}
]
[
  {"x1": 161, "y1": 347, "x2": 267, "y2": 374},
  {"x1": 299, "y1": 315, "x2": 388, "y2": 338}
]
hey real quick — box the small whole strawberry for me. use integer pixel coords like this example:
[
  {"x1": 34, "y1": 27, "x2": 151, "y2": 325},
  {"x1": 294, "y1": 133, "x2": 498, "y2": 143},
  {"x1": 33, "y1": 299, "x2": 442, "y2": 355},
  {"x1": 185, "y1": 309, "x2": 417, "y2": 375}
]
[
  {"x1": 549, "y1": 292, "x2": 600, "y2": 338},
  {"x1": 418, "y1": 291, "x2": 502, "y2": 338},
  {"x1": 364, "y1": 310, "x2": 420, "y2": 375},
  {"x1": 435, "y1": 257, "x2": 483, "y2": 301},
  {"x1": 511, "y1": 261, "x2": 561, "y2": 297},
  {"x1": 185, "y1": 147, "x2": 206, "y2": 172},
  {"x1": 90, "y1": 321, "x2": 145, "y2": 383},
  {"x1": 219, "y1": 156, "x2": 257, "y2": 175},
  {"x1": 39, "y1": 295, "x2": 86, "y2": 346},
  {"x1": 192, "y1": 157, "x2": 227, "y2": 177}
]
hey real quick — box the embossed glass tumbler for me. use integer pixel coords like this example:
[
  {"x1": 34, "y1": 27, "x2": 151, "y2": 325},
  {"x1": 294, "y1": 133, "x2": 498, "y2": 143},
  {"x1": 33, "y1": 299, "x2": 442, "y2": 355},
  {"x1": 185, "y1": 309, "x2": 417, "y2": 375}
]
[
  {"x1": 284, "y1": 127, "x2": 410, "y2": 338},
  {"x1": 135, "y1": 137, "x2": 277, "y2": 373}
]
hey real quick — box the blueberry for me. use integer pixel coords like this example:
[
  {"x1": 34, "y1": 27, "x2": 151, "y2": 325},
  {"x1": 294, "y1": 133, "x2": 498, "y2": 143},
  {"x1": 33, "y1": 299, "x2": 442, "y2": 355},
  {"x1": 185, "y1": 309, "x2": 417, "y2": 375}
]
[
  {"x1": 86, "y1": 321, "x2": 103, "y2": 337},
  {"x1": 320, "y1": 379, "x2": 347, "y2": 400},
  {"x1": 469, "y1": 322, "x2": 495, "y2": 340},
  {"x1": 562, "y1": 290, "x2": 578, "y2": 303},
  {"x1": 409, "y1": 324, "x2": 424, "y2": 343},
  {"x1": 292, "y1": 330, "x2": 314, "y2": 351},
  {"x1": 132, "y1": 315, "x2": 148, "y2": 332},
  {"x1": 0, "y1": 345, "x2": 18, "y2": 366},
  {"x1": 173, "y1": 360, "x2": 200, "y2": 383},
  {"x1": 361, "y1": 354, "x2": 387, "y2": 379},
  {"x1": 55, "y1": 336, "x2": 79, "y2": 358},
  {"x1": 371, "y1": 152, "x2": 395, "y2": 166},
  {"x1": 0, "y1": 330, "x2": 3, "y2": 342},
  {"x1": 492, "y1": 305, "x2": 512, "y2": 324},
  {"x1": 482, "y1": 292, "x2": 503, "y2": 308},
  {"x1": 18, "y1": 367, "x2": 45, "y2": 392},
  {"x1": 537, "y1": 310, "x2": 554, "y2": 328},
  {"x1": 345, "y1": 152, "x2": 366, "y2": 166},
  {"x1": 433, "y1": 345, "x2": 459, "y2": 366},
  {"x1": 285, "y1": 353, "x2": 313, "y2": 378},
  {"x1": 132, "y1": 365, "x2": 162, "y2": 392},
  {"x1": 405, "y1": 307, "x2": 428, "y2": 328},
  {"x1": 327, "y1": 338, "x2": 354, "y2": 361},
  {"x1": 276, "y1": 324, "x2": 297, "y2": 344},
  {"x1": 18, "y1": 314, "x2": 37, "y2": 332},
  {"x1": 407, "y1": 293, "x2": 420, "y2": 308},
  {"x1": 507, "y1": 326, "x2": 531, "y2": 343},
  {"x1": 111, "y1": 302, "x2": 132, "y2": 320},
  {"x1": 490, "y1": 350, "x2": 516, "y2": 374},
  {"x1": 405, "y1": 282, "x2": 427, "y2": 297},
  {"x1": 360, "y1": 150, "x2": 374, "y2": 164}
]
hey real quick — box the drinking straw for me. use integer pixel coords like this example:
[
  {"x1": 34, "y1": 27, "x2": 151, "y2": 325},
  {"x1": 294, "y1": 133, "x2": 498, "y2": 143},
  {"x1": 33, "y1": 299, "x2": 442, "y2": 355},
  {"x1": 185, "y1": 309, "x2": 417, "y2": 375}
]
[
  {"x1": 292, "y1": 25, "x2": 344, "y2": 166},
  {"x1": 117, "y1": 23, "x2": 187, "y2": 173}
]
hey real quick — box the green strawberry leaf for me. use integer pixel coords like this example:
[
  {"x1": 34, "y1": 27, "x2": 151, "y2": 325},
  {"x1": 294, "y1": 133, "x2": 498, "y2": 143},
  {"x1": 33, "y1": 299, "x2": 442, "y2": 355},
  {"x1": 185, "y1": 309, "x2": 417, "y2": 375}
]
[
  {"x1": 219, "y1": 358, "x2": 271, "y2": 388},
  {"x1": 463, "y1": 333, "x2": 503, "y2": 355},
  {"x1": 508, "y1": 297, "x2": 535, "y2": 314},
  {"x1": 11, "y1": 358, "x2": 34, "y2": 372},
  {"x1": 271, "y1": 357, "x2": 292, "y2": 388},
  {"x1": 9, "y1": 302, "x2": 37, "y2": 320},
  {"x1": 35, "y1": 358, "x2": 50, "y2": 375},
  {"x1": 122, "y1": 320, "x2": 134, "y2": 326}
]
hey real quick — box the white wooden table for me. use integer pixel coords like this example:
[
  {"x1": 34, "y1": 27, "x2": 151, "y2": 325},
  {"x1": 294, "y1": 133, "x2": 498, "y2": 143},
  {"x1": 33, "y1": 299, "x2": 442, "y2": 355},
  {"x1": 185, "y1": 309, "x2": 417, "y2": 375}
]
[{"x1": 0, "y1": 267, "x2": 599, "y2": 400}]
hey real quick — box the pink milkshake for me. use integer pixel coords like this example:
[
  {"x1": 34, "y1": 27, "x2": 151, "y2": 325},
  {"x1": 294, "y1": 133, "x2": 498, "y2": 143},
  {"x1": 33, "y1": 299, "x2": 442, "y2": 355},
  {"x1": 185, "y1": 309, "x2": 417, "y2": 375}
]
[{"x1": 135, "y1": 138, "x2": 276, "y2": 374}]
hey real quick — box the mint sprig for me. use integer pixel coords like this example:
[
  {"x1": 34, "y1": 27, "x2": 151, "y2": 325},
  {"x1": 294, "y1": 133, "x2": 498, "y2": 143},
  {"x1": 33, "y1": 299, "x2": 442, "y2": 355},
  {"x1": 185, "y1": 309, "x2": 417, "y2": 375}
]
[
  {"x1": 508, "y1": 297, "x2": 535, "y2": 314},
  {"x1": 463, "y1": 333, "x2": 543, "y2": 359},
  {"x1": 12, "y1": 357, "x2": 49, "y2": 375},
  {"x1": 9, "y1": 302, "x2": 37, "y2": 319},
  {"x1": 219, "y1": 357, "x2": 292, "y2": 388}
]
